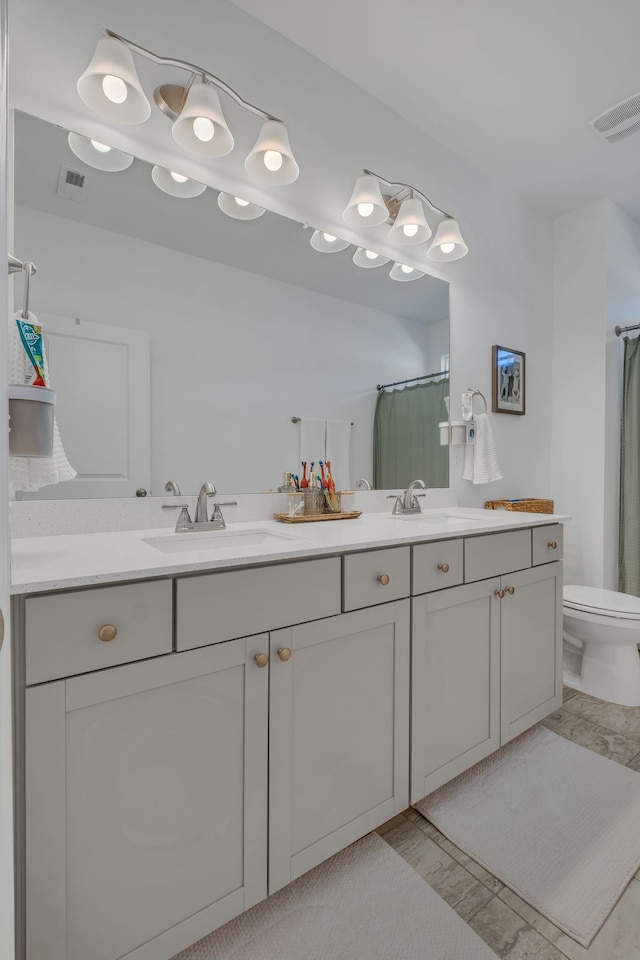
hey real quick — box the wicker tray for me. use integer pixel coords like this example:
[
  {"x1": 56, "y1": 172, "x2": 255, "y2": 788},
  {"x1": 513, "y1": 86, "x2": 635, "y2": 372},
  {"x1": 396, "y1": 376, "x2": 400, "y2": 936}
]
[
  {"x1": 273, "y1": 511, "x2": 362, "y2": 523},
  {"x1": 485, "y1": 498, "x2": 553, "y2": 514}
]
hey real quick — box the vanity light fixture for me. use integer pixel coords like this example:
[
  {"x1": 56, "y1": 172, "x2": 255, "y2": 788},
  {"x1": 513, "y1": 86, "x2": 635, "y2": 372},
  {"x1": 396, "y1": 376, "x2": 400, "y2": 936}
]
[
  {"x1": 151, "y1": 165, "x2": 207, "y2": 198},
  {"x1": 217, "y1": 192, "x2": 266, "y2": 220},
  {"x1": 77, "y1": 30, "x2": 299, "y2": 185},
  {"x1": 352, "y1": 247, "x2": 389, "y2": 268},
  {"x1": 67, "y1": 132, "x2": 134, "y2": 172},
  {"x1": 390, "y1": 262, "x2": 424, "y2": 282},
  {"x1": 343, "y1": 169, "x2": 469, "y2": 262},
  {"x1": 309, "y1": 230, "x2": 350, "y2": 253}
]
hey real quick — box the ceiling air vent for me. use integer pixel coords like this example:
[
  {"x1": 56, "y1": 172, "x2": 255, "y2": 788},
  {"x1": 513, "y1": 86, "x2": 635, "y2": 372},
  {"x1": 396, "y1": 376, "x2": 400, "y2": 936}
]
[
  {"x1": 591, "y1": 92, "x2": 640, "y2": 143},
  {"x1": 56, "y1": 165, "x2": 90, "y2": 201}
]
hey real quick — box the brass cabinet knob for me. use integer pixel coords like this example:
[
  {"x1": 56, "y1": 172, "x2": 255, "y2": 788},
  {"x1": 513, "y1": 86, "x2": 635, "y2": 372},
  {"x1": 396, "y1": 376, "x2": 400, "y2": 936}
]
[
  {"x1": 98, "y1": 624, "x2": 118, "y2": 643},
  {"x1": 254, "y1": 653, "x2": 269, "y2": 668},
  {"x1": 548, "y1": 541, "x2": 558, "y2": 550},
  {"x1": 278, "y1": 647, "x2": 292, "y2": 662},
  {"x1": 494, "y1": 589, "x2": 505, "y2": 599},
  {"x1": 377, "y1": 574, "x2": 390, "y2": 586},
  {"x1": 438, "y1": 562, "x2": 450, "y2": 573},
  {"x1": 506, "y1": 585, "x2": 516, "y2": 596}
]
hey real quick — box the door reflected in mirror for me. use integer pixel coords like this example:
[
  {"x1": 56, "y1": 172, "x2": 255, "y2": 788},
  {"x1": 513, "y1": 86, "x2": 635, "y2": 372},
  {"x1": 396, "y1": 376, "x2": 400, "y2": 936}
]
[{"x1": 13, "y1": 111, "x2": 450, "y2": 497}]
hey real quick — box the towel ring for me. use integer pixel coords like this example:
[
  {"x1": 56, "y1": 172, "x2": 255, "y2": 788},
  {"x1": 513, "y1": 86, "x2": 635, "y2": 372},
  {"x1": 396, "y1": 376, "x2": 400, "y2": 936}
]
[{"x1": 467, "y1": 389, "x2": 487, "y2": 415}]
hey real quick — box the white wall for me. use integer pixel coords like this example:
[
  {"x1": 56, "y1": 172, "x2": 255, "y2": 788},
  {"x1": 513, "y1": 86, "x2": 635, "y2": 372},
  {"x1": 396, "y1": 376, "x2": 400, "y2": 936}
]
[
  {"x1": 16, "y1": 205, "x2": 435, "y2": 494},
  {"x1": 10, "y1": 0, "x2": 555, "y2": 509},
  {"x1": 551, "y1": 199, "x2": 640, "y2": 589}
]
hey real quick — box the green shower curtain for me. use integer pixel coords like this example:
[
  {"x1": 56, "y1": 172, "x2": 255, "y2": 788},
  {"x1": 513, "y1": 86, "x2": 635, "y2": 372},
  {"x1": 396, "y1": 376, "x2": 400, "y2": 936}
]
[
  {"x1": 373, "y1": 379, "x2": 449, "y2": 489},
  {"x1": 619, "y1": 336, "x2": 640, "y2": 595}
]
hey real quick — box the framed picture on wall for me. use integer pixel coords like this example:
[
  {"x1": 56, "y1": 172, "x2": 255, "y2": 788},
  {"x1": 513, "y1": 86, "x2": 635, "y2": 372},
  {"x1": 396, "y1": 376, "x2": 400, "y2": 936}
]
[{"x1": 492, "y1": 345, "x2": 526, "y2": 415}]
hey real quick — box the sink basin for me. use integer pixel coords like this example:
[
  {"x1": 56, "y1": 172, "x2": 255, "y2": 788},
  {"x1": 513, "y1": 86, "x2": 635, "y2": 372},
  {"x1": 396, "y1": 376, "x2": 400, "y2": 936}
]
[
  {"x1": 143, "y1": 527, "x2": 305, "y2": 554},
  {"x1": 390, "y1": 512, "x2": 495, "y2": 528}
]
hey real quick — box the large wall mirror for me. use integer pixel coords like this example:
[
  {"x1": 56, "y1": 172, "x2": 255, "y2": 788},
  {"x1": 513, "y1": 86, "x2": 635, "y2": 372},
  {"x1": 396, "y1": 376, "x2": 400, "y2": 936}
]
[{"x1": 12, "y1": 110, "x2": 450, "y2": 497}]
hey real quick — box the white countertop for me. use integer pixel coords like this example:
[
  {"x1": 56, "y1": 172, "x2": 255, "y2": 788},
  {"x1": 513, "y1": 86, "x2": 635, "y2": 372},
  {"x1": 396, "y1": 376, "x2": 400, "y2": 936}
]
[{"x1": 10, "y1": 508, "x2": 567, "y2": 595}]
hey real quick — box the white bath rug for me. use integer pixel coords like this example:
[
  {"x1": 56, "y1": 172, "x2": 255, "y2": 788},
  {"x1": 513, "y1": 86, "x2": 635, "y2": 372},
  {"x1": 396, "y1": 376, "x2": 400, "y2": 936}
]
[
  {"x1": 414, "y1": 725, "x2": 640, "y2": 947},
  {"x1": 171, "y1": 832, "x2": 499, "y2": 959}
]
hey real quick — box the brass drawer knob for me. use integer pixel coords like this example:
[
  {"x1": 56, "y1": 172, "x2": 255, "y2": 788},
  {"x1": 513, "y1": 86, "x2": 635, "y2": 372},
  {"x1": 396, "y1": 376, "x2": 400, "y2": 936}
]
[
  {"x1": 438, "y1": 562, "x2": 450, "y2": 573},
  {"x1": 506, "y1": 585, "x2": 516, "y2": 596},
  {"x1": 377, "y1": 574, "x2": 390, "y2": 586},
  {"x1": 278, "y1": 647, "x2": 292, "y2": 662},
  {"x1": 494, "y1": 589, "x2": 505, "y2": 599},
  {"x1": 98, "y1": 624, "x2": 118, "y2": 643},
  {"x1": 548, "y1": 541, "x2": 558, "y2": 550},
  {"x1": 254, "y1": 653, "x2": 269, "y2": 668}
]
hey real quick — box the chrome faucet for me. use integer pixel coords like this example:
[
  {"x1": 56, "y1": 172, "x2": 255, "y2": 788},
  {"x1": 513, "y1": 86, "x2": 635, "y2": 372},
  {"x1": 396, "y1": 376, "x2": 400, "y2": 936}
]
[
  {"x1": 195, "y1": 481, "x2": 217, "y2": 523},
  {"x1": 355, "y1": 478, "x2": 372, "y2": 490},
  {"x1": 164, "y1": 480, "x2": 182, "y2": 496},
  {"x1": 391, "y1": 478, "x2": 427, "y2": 515}
]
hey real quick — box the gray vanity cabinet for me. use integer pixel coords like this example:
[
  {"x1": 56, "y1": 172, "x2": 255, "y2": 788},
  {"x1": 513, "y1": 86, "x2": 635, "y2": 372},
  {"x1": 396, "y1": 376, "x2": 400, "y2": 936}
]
[
  {"x1": 24, "y1": 639, "x2": 269, "y2": 960},
  {"x1": 410, "y1": 531, "x2": 563, "y2": 803},
  {"x1": 268, "y1": 599, "x2": 410, "y2": 895}
]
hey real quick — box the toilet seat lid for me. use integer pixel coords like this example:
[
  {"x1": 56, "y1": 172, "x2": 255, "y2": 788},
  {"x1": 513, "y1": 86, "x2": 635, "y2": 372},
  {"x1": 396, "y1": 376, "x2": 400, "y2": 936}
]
[{"x1": 564, "y1": 585, "x2": 640, "y2": 619}]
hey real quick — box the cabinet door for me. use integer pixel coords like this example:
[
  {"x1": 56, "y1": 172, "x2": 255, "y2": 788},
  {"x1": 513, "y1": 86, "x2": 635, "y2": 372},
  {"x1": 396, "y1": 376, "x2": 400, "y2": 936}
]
[
  {"x1": 25, "y1": 640, "x2": 268, "y2": 960},
  {"x1": 500, "y1": 561, "x2": 562, "y2": 743},
  {"x1": 268, "y1": 601, "x2": 410, "y2": 894},
  {"x1": 411, "y1": 579, "x2": 501, "y2": 803}
]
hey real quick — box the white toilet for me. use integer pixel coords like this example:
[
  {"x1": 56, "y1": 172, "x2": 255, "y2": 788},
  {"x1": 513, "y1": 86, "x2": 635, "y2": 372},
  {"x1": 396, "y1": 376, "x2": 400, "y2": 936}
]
[{"x1": 563, "y1": 585, "x2": 640, "y2": 707}]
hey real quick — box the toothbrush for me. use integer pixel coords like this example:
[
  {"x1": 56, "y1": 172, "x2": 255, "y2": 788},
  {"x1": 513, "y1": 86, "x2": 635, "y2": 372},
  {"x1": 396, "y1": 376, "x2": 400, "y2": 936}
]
[
  {"x1": 319, "y1": 461, "x2": 327, "y2": 488},
  {"x1": 300, "y1": 462, "x2": 308, "y2": 488}
]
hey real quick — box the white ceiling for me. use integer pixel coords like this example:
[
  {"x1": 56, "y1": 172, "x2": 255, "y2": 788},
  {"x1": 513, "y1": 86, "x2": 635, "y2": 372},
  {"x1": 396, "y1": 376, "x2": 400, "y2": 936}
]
[{"x1": 231, "y1": 0, "x2": 640, "y2": 223}]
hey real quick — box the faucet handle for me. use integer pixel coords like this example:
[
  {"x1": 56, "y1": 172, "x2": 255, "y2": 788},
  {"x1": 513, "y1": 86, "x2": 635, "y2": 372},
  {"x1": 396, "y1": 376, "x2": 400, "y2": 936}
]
[{"x1": 175, "y1": 506, "x2": 192, "y2": 532}]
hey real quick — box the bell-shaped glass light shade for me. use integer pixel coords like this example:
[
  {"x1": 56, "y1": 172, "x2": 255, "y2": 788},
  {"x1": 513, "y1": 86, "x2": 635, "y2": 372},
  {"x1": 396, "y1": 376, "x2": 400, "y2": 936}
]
[
  {"x1": 310, "y1": 230, "x2": 350, "y2": 253},
  {"x1": 172, "y1": 82, "x2": 234, "y2": 158},
  {"x1": 388, "y1": 196, "x2": 432, "y2": 245},
  {"x1": 427, "y1": 218, "x2": 469, "y2": 261},
  {"x1": 342, "y1": 175, "x2": 388, "y2": 227},
  {"x1": 390, "y1": 262, "x2": 424, "y2": 282},
  {"x1": 77, "y1": 37, "x2": 151, "y2": 124},
  {"x1": 217, "y1": 192, "x2": 265, "y2": 220},
  {"x1": 151, "y1": 166, "x2": 207, "y2": 198},
  {"x1": 67, "y1": 132, "x2": 133, "y2": 172},
  {"x1": 245, "y1": 121, "x2": 299, "y2": 185},
  {"x1": 353, "y1": 247, "x2": 389, "y2": 268}
]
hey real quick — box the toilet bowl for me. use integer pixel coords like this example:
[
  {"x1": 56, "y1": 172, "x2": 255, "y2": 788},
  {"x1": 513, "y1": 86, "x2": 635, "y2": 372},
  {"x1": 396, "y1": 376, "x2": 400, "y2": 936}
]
[{"x1": 563, "y1": 585, "x2": 640, "y2": 706}]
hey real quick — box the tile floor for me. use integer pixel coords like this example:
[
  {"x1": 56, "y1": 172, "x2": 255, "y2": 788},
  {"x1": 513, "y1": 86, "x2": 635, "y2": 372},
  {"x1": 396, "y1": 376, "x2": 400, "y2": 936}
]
[{"x1": 376, "y1": 687, "x2": 640, "y2": 959}]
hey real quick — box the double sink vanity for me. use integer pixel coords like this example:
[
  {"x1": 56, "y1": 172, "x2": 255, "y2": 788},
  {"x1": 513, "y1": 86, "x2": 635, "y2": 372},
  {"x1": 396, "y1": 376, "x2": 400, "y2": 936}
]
[{"x1": 10, "y1": 500, "x2": 565, "y2": 960}]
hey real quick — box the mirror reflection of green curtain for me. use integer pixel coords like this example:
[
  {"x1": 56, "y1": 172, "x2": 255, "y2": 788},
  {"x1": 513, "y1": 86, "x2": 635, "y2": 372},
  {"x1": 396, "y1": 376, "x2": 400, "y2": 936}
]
[
  {"x1": 373, "y1": 379, "x2": 449, "y2": 489},
  {"x1": 619, "y1": 337, "x2": 640, "y2": 595}
]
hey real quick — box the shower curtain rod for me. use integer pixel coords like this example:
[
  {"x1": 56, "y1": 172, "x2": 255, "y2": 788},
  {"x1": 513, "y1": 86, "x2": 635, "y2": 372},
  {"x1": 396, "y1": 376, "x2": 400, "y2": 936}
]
[
  {"x1": 615, "y1": 323, "x2": 640, "y2": 337},
  {"x1": 376, "y1": 370, "x2": 449, "y2": 391}
]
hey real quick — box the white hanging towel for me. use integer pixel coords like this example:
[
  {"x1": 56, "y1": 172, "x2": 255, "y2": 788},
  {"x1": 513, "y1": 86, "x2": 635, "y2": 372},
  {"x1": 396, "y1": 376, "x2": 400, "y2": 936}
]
[
  {"x1": 325, "y1": 419, "x2": 352, "y2": 489},
  {"x1": 462, "y1": 413, "x2": 503, "y2": 484},
  {"x1": 9, "y1": 310, "x2": 77, "y2": 493},
  {"x1": 298, "y1": 417, "x2": 326, "y2": 470}
]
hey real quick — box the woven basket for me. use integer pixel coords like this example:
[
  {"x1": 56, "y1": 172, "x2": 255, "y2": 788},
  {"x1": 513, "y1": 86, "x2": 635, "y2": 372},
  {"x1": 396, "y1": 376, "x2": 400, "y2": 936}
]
[{"x1": 485, "y1": 498, "x2": 554, "y2": 514}]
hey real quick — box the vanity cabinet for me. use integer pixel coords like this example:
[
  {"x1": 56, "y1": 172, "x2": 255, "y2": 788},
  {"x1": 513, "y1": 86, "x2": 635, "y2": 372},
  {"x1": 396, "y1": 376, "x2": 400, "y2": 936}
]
[
  {"x1": 410, "y1": 531, "x2": 563, "y2": 802},
  {"x1": 24, "y1": 638, "x2": 269, "y2": 960},
  {"x1": 268, "y1": 600, "x2": 410, "y2": 894}
]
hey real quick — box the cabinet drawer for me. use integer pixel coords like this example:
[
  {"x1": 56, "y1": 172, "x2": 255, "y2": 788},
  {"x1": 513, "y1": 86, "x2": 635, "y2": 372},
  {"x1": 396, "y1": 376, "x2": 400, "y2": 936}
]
[
  {"x1": 464, "y1": 530, "x2": 531, "y2": 583},
  {"x1": 25, "y1": 580, "x2": 173, "y2": 685},
  {"x1": 342, "y1": 547, "x2": 410, "y2": 611},
  {"x1": 413, "y1": 539, "x2": 464, "y2": 594},
  {"x1": 177, "y1": 557, "x2": 341, "y2": 650},
  {"x1": 532, "y1": 524, "x2": 563, "y2": 565}
]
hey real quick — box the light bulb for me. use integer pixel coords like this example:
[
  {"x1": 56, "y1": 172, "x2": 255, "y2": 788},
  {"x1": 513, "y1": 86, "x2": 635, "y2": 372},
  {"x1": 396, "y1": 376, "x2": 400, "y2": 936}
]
[
  {"x1": 402, "y1": 223, "x2": 419, "y2": 238},
  {"x1": 234, "y1": 197, "x2": 250, "y2": 207},
  {"x1": 401, "y1": 265, "x2": 414, "y2": 274},
  {"x1": 323, "y1": 233, "x2": 337, "y2": 243},
  {"x1": 90, "y1": 140, "x2": 111, "y2": 153},
  {"x1": 365, "y1": 249, "x2": 378, "y2": 259},
  {"x1": 440, "y1": 242, "x2": 456, "y2": 253},
  {"x1": 170, "y1": 171, "x2": 189, "y2": 183},
  {"x1": 357, "y1": 202, "x2": 374, "y2": 218},
  {"x1": 102, "y1": 74, "x2": 127, "y2": 104},
  {"x1": 264, "y1": 150, "x2": 283, "y2": 172},
  {"x1": 192, "y1": 116, "x2": 215, "y2": 142}
]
